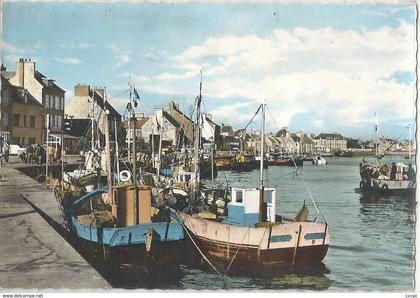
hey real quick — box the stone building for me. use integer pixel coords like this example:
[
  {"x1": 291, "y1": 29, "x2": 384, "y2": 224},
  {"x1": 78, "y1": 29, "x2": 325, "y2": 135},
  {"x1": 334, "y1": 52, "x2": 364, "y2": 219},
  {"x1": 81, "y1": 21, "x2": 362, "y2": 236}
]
[
  {"x1": 0, "y1": 67, "x2": 13, "y2": 143},
  {"x1": 65, "y1": 84, "x2": 121, "y2": 148},
  {"x1": 8, "y1": 58, "x2": 65, "y2": 137},
  {"x1": 168, "y1": 101, "x2": 194, "y2": 146},
  {"x1": 314, "y1": 133, "x2": 347, "y2": 153}
]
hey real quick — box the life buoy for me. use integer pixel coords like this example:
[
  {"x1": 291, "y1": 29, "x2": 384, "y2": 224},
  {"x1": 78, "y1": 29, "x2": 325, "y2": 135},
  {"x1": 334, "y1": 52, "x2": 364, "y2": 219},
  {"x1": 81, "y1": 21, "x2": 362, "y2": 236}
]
[
  {"x1": 168, "y1": 178, "x2": 174, "y2": 188},
  {"x1": 381, "y1": 184, "x2": 389, "y2": 190},
  {"x1": 119, "y1": 170, "x2": 131, "y2": 182}
]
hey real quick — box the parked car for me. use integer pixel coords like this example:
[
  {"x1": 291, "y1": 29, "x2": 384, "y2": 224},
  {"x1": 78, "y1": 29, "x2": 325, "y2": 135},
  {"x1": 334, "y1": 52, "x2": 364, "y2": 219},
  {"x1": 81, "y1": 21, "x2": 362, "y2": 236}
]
[{"x1": 9, "y1": 144, "x2": 26, "y2": 156}]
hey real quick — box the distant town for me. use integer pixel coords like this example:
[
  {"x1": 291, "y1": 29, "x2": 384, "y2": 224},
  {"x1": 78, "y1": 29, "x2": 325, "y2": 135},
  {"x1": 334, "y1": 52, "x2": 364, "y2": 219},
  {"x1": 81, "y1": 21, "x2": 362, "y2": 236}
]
[{"x1": 0, "y1": 58, "x2": 415, "y2": 156}]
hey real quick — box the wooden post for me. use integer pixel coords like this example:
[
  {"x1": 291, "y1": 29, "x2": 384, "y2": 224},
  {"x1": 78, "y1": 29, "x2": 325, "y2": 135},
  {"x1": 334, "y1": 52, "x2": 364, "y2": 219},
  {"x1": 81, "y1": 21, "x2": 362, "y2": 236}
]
[{"x1": 292, "y1": 225, "x2": 302, "y2": 268}]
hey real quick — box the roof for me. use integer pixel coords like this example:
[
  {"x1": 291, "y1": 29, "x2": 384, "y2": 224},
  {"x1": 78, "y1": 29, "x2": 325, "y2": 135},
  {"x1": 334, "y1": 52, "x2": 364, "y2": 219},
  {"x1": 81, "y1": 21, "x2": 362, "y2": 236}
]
[
  {"x1": 222, "y1": 125, "x2": 234, "y2": 133},
  {"x1": 12, "y1": 87, "x2": 42, "y2": 106},
  {"x1": 91, "y1": 90, "x2": 121, "y2": 119},
  {"x1": 1, "y1": 77, "x2": 42, "y2": 107},
  {"x1": 163, "y1": 111, "x2": 180, "y2": 128},
  {"x1": 170, "y1": 101, "x2": 194, "y2": 123},
  {"x1": 223, "y1": 135, "x2": 239, "y2": 143},
  {"x1": 1, "y1": 71, "x2": 15, "y2": 80},
  {"x1": 122, "y1": 117, "x2": 149, "y2": 129},
  {"x1": 275, "y1": 129, "x2": 288, "y2": 137},
  {"x1": 315, "y1": 133, "x2": 346, "y2": 140},
  {"x1": 34, "y1": 71, "x2": 65, "y2": 93},
  {"x1": 290, "y1": 134, "x2": 299, "y2": 142},
  {"x1": 301, "y1": 134, "x2": 315, "y2": 144}
]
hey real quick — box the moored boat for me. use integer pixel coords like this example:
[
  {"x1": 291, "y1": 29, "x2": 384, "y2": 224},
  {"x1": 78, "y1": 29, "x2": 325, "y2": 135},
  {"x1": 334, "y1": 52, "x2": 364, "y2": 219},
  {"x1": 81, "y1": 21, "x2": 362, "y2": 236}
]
[
  {"x1": 175, "y1": 103, "x2": 330, "y2": 273},
  {"x1": 70, "y1": 186, "x2": 184, "y2": 273},
  {"x1": 312, "y1": 155, "x2": 327, "y2": 165}
]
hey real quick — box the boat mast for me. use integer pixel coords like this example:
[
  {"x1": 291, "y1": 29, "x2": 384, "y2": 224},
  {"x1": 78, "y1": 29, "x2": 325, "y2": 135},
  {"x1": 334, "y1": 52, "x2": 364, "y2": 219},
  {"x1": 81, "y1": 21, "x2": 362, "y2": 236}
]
[
  {"x1": 157, "y1": 119, "x2": 162, "y2": 180},
  {"x1": 45, "y1": 114, "x2": 49, "y2": 184},
  {"x1": 104, "y1": 89, "x2": 112, "y2": 195},
  {"x1": 259, "y1": 101, "x2": 265, "y2": 223},
  {"x1": 194, "y1": 72, "x2": 202, "y2": 190},
  {"x1": 375, "y1": 112, "x2": 379, "y2": 158},
  {"x1": 260, "y1": 102, "x2": 265, "y2": 188},
  {"x1": 114, "y1": 118, "x2": 120, "y2": 184},
  {"x1": 129, "y1": 84, "x2": 139, "y2": 224},
  {"x1": 408, "y1": 123, "x2": 412, "y2": 159}
]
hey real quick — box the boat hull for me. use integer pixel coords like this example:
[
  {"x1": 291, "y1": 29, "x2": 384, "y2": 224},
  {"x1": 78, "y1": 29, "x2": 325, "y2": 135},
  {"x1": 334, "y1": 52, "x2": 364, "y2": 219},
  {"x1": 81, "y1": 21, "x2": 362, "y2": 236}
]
[
  {"x1": 179, "y1": 213, "x2": 330, "y2": 272},
  {"x1": 360, "y1": 177, "x2": 416, "y2": 196},
  {"x1": 187, "y1": 232, "x2": 329, "y2": 271},
  {"x1": 74, "y1": 235, "x2": 184, "y2": 274}
]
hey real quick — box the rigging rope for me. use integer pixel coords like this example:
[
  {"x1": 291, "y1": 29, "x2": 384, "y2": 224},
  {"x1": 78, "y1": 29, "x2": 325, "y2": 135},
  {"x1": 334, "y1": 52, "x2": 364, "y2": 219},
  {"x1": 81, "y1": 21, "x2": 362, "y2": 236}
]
[{"x1": 240, "y1": 105, "x2": 262, "y2": 136}]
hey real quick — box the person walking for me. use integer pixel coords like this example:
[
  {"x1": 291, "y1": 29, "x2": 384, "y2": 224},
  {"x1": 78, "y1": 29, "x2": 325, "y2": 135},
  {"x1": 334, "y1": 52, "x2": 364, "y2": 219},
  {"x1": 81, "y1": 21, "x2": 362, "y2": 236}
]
[{"x1": 3, "y1": 142, "x2": 10, "y2": 163}]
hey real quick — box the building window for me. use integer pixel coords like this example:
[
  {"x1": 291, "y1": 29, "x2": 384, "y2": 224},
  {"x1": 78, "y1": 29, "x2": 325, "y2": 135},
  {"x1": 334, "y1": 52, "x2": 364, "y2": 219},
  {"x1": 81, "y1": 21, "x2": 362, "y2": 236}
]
[
  {"x1": 29, "y1": 137, "x2": 36, "y2": 145},
  {"x1": 57, "y1": 115, "x2": 62, "y2": 129},
  {"x1": 29, "y1": 116, "x2": 36, "y2": 128},
  {"x1": 23, "y1": 115, "x2": 27, "y2": 127},
  {"x1": 3, "y1": 91, "x2": 9, "y2": 105},
  {"x1": 13, "y1": 137, "x2": 20, "y2": 145},
  {"x1": 60, "y1": 97, "x2": 64, "y2": 110},
  {"x1": 50, "y1": 96, "x2": 54, "y2": 109},
  {"x1": 45, "y1": 95, "x2": 49, "y2": 108},
  {"x1": 13, "y1": 114, "x2": 20, "y2": 127},
  {"x1": 55, "y1": 96, "x2": 59, "y2": 110},
  {"x1": 3, "y1": 113, "x2": 8, "y2": 127}
]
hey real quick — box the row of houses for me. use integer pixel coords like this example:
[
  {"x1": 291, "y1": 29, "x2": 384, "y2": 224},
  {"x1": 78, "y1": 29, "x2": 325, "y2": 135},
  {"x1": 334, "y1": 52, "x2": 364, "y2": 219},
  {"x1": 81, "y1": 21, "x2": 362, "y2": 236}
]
[
  {"x1": 0, "y1": 59, "x2": 65, "y2": 147},
  {"x1": 0, "y1": 57, "x2": 349, "y2": 155},
  {"x1": 1, "y1": 58, "x2": 382, "y2": 156},
  {"x1": 123, "y1": 101, "x2": 221, "y2": 151},
  {"x1": 220, "y1": 126, "x2": 348, "y2": 154}
]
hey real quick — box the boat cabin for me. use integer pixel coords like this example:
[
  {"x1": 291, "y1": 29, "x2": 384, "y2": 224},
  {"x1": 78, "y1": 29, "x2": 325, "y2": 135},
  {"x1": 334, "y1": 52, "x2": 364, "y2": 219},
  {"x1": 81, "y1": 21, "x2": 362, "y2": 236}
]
[{"x1": 223, "y1": 187, "x2": 276, "y2": 226}]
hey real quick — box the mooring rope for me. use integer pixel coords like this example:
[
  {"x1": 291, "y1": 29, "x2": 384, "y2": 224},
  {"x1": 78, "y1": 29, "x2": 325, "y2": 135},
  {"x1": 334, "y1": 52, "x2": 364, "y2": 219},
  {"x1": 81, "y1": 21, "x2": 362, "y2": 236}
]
[
  {"x1": 175, "y1": 213, "x2": 222, "y2": 277},
  {"x1": 225, "y1": 227, "x2": 251, "y2": 274}
]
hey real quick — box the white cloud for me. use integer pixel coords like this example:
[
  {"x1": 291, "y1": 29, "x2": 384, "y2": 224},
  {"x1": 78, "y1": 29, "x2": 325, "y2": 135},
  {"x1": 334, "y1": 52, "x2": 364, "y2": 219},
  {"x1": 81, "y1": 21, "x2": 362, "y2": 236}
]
[
  {"x1": 129, "y1": 19, "x2": 415, "y2": 129},
  {"x1": 107, "y1": 44, "x2": 131, "y2": 68},
  {"x1": 54, "y1": 57, "x2": 81, "y2": 65},
  {"x1": 61, "y1": 42, "x2": 91, "y2": 49}
]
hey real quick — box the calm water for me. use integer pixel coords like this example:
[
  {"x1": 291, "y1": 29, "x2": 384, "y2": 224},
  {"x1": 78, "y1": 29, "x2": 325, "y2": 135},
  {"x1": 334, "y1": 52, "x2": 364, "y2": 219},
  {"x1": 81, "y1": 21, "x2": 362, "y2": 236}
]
[{"x1": 112, "y1": 157, "x2": 416, "y2": 291}]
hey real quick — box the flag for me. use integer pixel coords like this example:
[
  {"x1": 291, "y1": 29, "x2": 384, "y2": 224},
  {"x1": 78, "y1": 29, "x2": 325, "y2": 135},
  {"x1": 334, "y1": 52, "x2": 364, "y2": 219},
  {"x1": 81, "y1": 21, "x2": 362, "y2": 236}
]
[{"x1": 133, "y1": 87, "x2": 140, "y2": 107}]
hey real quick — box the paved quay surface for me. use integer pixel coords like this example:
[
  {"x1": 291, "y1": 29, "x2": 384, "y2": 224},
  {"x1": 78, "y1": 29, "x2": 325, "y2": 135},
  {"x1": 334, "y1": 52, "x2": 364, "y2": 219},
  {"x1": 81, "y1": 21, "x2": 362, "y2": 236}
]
[{"x1": 0, "y1": 162, "x2": 110, "y2": 289}]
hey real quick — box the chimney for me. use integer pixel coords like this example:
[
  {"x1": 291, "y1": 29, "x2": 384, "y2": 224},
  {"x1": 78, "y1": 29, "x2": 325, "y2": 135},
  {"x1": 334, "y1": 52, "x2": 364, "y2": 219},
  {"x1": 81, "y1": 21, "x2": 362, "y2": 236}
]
[
  {"x1": 93, "y1": 87, "x2": 104, "y2": 97},
  {"x1": 74, "y1": 84, "x2": 90, "y2": 97},
  {"x1": 155, "y1": 108, "x2": 164, "y2": 119},
  {"x1": 15, "y1": 58, "x2": 24, "y2": 87},
  {"x1": 207, "y1": 113, "x2": 212, "y2": 121},
  {"x1": 23, "y1": 59, "x2": 36, "y2": 87}
]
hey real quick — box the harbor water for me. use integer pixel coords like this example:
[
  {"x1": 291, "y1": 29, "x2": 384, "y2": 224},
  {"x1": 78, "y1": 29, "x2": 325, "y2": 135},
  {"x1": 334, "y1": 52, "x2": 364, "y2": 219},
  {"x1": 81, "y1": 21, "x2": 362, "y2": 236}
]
[{"x1": 111, "y1": 156, "x2": 415, "y2": 291}]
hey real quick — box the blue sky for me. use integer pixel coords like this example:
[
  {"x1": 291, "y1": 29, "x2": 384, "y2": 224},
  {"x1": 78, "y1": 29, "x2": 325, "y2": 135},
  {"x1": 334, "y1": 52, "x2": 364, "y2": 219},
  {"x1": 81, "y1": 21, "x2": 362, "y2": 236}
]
[{"x1": 2, "y1": 1, "x2": 417, "y2": 140}]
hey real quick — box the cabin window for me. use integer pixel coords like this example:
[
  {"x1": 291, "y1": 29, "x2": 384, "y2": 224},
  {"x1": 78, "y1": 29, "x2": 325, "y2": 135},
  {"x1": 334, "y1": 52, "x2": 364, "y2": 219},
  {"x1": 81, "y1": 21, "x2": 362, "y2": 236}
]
[
  {"x1": 264, "y1": 190, "x2": 273, "y2": 203},
  {"x1": 236, "y1": 190, "x2": 243, "y2": 203},
  {"x1": 271, "y1": 235, "x2": 292, "y2": 242},
  {"x1": 304, "y1": 233, "x2": 325, "y2": 240}
]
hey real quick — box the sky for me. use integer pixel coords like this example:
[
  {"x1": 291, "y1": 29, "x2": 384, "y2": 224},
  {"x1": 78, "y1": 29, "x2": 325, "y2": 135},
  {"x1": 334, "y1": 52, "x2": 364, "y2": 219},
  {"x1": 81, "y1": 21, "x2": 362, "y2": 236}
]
[{"x1": 2, "y1": 0, "x2": 417, "y2": 141}]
